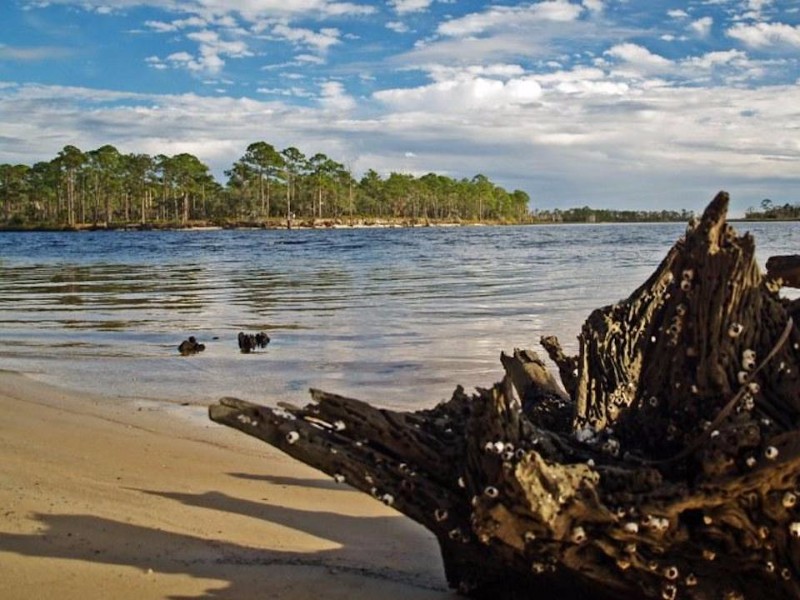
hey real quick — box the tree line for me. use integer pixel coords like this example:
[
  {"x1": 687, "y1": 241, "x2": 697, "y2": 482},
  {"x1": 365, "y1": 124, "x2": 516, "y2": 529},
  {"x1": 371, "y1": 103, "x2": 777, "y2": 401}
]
[
  {"x1": 0, "y1": 142, "x2": 532, "y2": 228},
  {"x1": 744, "y1": 198, "x2": 800, "y2": 220},
  {"x1": 533, "y1": 206, "x2": 696, "y2": 223}
]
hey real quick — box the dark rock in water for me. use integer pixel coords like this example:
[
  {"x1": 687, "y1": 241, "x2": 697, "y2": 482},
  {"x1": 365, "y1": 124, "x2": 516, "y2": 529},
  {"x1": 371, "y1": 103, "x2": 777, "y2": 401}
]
[
  {"x1": 178, "y1": 336, "x2": 205, "y2": 355},
  {"x1": 237, "y1": 332, "x2": 252, "y2": 353},
  {"x1": 238, "y1": 331, "x2": 270, "y2": 353},
  {"x1": 255, "y1": 331, "x2": 270, "y2": 348}
]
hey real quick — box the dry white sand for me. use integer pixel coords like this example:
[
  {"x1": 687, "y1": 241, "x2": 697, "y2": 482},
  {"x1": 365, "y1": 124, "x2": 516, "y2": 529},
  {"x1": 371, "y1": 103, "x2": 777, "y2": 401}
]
[{"x1": 0, "y1": 370, "x2": 455, "y2": 599}]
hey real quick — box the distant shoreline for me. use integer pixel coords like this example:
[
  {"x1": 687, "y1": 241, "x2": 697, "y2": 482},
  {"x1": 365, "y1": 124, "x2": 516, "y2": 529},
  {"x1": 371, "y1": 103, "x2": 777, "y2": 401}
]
[{"x1": 1, "y1": 216, "x2": 796, "y2": 233}]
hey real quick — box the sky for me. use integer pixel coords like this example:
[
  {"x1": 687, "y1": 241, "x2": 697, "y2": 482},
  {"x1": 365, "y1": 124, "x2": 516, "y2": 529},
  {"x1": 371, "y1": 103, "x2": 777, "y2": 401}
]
[{"x1": 0, "y1": 0, "x2": 798, "y2": 214}]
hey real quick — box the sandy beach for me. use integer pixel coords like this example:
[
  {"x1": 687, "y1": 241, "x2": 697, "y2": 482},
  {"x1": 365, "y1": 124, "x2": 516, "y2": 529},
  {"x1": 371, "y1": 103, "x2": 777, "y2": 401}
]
[{"x1": 0, "y1": 370, "x2": 454, "y2": 600}]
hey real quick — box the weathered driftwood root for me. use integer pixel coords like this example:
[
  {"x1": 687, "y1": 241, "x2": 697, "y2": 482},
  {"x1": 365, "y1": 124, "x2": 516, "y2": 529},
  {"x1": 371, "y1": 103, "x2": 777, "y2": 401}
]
[{"x1": 209, "y1": 191, "x2": 800, "y2": 600}]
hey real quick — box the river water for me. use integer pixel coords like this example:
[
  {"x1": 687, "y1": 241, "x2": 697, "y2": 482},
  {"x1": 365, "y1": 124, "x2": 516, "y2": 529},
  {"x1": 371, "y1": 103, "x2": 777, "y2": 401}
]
[{"x1": 0, "y1": 221, "x2": 796, "y2": 410}]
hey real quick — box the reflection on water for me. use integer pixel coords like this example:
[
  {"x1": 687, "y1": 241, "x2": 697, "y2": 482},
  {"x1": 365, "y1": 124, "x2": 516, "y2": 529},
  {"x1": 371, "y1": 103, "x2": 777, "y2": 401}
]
[{"x1": 0, "y1": 222, "x2": 796, "y2": 410}]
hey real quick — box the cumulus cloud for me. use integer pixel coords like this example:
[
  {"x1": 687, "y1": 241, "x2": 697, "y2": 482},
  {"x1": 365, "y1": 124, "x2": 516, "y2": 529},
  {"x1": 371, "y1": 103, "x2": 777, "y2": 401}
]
[
  {"x1": 667, "y1": 9, "x2": 689, "y2": 19},
  {"x1": 145, "y1": 16, "x2": 207, "y2": 33},
  {"x1": 374, "y1": 71, "x2": 543, "y2": 111},
  {"x1": 386, "y1": 21, "x2": 410, "y2": 33},
  {"x1": 319, "y1": 80, "x2": 356, "y2": 111},
  {"x1": 582, "y1": 0, "x2": 603, "y2": 13},
  {"x1": 690, "y1": 16, "x2": 714, "y2": 37},
  {"x1": 146, "y1": 29, "x2": 252, "y2": 74},
  {"x1": 390, "y1": 0, "x2": 433, "y2": 15},
  {"x1": 34, "y1": 0, "x2": 376, "y2": 18},
  {"x1": 728, "y1": 21, "x2": 800, "y2": 48},
  {"x1": 437, "y1": 1, "x2": 584, "y2": 37},
  {"x1": 604, "y1": 43, "x2": 673, "y2": 75},
  {"x1": 1, "y1": 77, "x2": 799, "y2": 211},
  {"x1": 271, "y1": 23, "x2": 341, "y2": 53}
]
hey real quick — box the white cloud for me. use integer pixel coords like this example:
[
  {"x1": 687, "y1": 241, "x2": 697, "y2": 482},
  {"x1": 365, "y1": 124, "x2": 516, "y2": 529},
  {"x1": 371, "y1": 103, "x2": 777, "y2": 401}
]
[
  {"x1": 148, "y1": 29, "x2": 252, "y2": 74},
  {"x1": 386, "y1": 21, "x2": 410, "y2": 34},
  {"x1": 604, "y1": 43, "x2": 673, "y2": 75},
  {"x1": 295, "y1": 53, "x2": 326, "y2": 64},
  {"x1": 0, "y1": 44, "x2": 71, "y2": 61},
  {"x1": 319, "y1": 80, "x2": 356, "y2": 111},
  {"x1": 145, "y1": 16, "x2": 208, "y2": 32},
  {"x1": 582, "y1": 0, "x2": 603, "y2": 13},
  {"x1": 1, "y1": 79, "x2": 799, "y2": 211},
  {"x1": 690, "y1": 16, "x2": 714, "y2": 36},
  {"x1": 38, "y1": 0, "x2": 376, "y2": 18},
  {"x1": 375, "y1": 72, "x2": 543, "y2": 111},
  {"x1": 438, "y1": 1, "x2": 584, "y2": 37},
  {"x1": 728, "y1": 21, "x2": 800, "y2": 48},
  {"x1": 667, "y1": 9, "x2": 689, "y2": 19},
  {"x1": 425, "y1": 63, "x2": 527, "y2": 81},
  {"x1": 389, "y1": 0, "x2": 433, "y2": 15},
  {"x1": 271, "y1": 23, "x2": 341, "y2": 53}
]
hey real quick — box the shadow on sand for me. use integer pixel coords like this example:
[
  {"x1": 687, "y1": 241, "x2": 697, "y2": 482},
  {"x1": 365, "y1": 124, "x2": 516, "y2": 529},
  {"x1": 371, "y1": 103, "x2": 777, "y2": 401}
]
[{"x1": 0, "y1": 475, "x2": 452, "y2": 600}]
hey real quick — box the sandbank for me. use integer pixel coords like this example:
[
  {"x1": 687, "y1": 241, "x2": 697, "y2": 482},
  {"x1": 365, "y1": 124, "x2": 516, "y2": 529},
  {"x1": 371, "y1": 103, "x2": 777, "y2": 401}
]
[{"x1": 0, "y1": 370, "x2": 454, "y2": 599}]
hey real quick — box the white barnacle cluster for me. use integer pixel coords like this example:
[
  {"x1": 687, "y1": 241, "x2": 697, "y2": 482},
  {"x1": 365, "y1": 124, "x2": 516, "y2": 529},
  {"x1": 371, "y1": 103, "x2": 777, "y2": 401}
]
[
  {"x1": 728, "y1": 322, "x2": 744, "y2": 338},
  {"x1": 448, "y1": 527, "x2": 469, "y2": 543},
  {"x1": 680, "y1": 268, "x2": 694, "y2": 292},
  {"x1": 574, "y1": 427, "x2": 597, "y2": 444},
  {"x1": 484, "y1": 440, "x2": 506, "y2": 455},
  {"x1": 523, "y1": 531, "x2": 536, "y2": 543},
  {"x1": 667, "y1": 313, "x2": 683, "y2": 345},
  {"x1": 570, "y1": 526, "x2": 587, "y2": 544},
  {"x1": 739, "y1": 392, "x2": 755, "y2": 413},
  {"x1": 236, "y1": 414, "x2": 255, "y2": 426},
  {"x1": 662, "y1": 583, "x2": 677, "y2": 600},
  {"x1": 642, "y1": 514, "x2": 670, "y2": 533},
  {"x1": 663, "y1": 565, "x2": 679, "y2": 580},
  {"x1": 531, "y1": 561, "x2": 546, "y2": 574},
  {"x1": 742, "y1": 349, "x2": 757, "y2": 371},
  {"x1": 601, "y1": 436, "x2": 621, "y2": 457},
  {"x1": 609, "y1": 383, "x2": 636, "y2": 414},
  {"x1": 789, "y1": 522, "x2": 800, "y2": 538},
  {"x1": 623, "y1": 522, "x2": 639, "y2": 534}
]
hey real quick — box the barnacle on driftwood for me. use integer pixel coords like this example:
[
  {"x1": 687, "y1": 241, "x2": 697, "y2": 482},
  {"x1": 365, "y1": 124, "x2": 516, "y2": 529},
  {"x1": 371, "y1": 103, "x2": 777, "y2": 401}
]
[{"x1": 210, "y1": 192, "x2": 800, "y2": 600}]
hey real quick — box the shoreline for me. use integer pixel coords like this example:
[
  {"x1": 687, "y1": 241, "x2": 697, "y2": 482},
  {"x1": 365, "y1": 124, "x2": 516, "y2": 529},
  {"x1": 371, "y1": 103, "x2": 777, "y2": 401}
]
[{"x1": 0, "y1": 370, "x2": 453, "y2": 600}]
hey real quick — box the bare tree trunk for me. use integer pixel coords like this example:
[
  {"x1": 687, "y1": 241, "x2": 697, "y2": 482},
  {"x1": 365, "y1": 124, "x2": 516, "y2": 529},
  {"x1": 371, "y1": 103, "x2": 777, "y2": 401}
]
[{"x1": 210, "y1": 191, "x2": 800, "y2": 600}]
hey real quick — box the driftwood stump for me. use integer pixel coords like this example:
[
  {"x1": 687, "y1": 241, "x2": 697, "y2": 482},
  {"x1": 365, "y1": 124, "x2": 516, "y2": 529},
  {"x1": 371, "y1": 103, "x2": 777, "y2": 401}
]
[{"x1": 210, "y1": 192, "x2": 800, "y2": 600}]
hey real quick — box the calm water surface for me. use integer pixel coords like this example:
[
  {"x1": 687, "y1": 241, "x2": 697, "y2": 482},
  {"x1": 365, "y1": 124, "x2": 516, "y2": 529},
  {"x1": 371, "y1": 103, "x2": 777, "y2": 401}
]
[{"x1": 0, "y1": 222, "x2": 796, "y2": 410}]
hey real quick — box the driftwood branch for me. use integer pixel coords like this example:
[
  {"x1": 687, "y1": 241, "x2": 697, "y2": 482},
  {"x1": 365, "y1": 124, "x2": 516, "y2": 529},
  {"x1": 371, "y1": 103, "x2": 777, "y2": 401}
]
[
  {"x1": 768, "y1": 255, "x2": 800, "y2": 289},
  {"x1": 210, "y1": 191, "x2": 800, "y2": 600}
]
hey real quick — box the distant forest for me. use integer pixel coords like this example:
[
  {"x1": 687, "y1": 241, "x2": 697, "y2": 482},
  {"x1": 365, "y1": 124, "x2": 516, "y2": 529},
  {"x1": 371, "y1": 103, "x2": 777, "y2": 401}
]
[
  {"x1": 0, "y1": 142, "x2": 533, "y2": 228},
  {"x1": 3, "y1": 143, "x2": 781, "y2": 230},
  {"x1": 744, "y1": 198, "x2": 800, "y2": 221}
]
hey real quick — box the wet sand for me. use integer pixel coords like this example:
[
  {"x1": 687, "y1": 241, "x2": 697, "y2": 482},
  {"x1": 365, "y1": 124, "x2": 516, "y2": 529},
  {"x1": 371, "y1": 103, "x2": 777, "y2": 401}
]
[{"x1": 0, "y1": 370, "x2": 454, "y2": 600}]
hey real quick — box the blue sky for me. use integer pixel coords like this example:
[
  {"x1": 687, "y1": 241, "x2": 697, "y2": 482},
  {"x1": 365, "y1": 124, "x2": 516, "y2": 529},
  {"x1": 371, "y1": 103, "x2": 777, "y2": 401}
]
[{"x1": 0, "y1": 0, "x2": 799, "y2": 213}]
